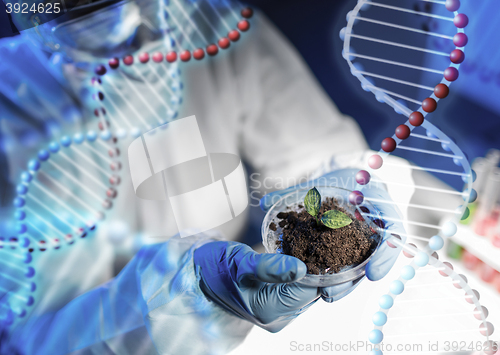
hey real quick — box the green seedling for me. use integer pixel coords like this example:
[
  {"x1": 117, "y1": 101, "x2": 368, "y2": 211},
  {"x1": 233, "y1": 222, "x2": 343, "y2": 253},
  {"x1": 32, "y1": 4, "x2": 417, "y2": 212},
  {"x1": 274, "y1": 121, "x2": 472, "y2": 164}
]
[{"x1": 304, "y1": 187, "x2": 353, "y2": 229}]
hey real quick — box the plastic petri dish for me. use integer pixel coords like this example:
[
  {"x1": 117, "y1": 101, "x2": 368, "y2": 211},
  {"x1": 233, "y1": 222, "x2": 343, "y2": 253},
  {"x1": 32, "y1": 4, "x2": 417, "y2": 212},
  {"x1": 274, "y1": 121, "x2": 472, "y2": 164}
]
[{"x1": 261, "y1": 186, "x2": 384, "y2": 287}]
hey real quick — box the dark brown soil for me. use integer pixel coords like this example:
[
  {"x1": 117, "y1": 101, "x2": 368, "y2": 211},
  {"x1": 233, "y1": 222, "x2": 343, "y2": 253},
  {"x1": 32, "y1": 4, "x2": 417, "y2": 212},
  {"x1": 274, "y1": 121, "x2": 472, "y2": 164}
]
[{"x1": 274, "y1": 197, "x2": 377, "y2": 274}]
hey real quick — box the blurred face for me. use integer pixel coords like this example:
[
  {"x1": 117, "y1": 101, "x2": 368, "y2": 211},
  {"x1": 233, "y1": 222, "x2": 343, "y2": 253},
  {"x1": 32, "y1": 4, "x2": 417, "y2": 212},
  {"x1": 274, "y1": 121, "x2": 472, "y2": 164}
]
[
  {"x1": 11, "y1": 0, "x2": 236, "y2": 62},
  {"x1": 8, "y1": 0, "x2": 159, "y2": 59}
]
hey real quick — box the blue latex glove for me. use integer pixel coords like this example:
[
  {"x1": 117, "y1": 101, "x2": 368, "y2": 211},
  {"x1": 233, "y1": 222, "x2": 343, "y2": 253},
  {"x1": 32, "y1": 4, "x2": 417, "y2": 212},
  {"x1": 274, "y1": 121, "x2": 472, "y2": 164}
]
[
  {"x1": 194, "y1": 241, "x2": 357, "y2": 333},
  {"x1": 260, "y1": 168, "x2": 406, "y2": 282}
]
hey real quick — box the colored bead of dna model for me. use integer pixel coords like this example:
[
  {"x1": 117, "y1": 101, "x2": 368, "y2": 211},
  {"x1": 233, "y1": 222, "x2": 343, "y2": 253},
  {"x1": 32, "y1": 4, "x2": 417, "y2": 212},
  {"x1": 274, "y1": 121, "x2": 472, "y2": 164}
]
[
  {"x1": 0, "y1": 238, "x2": 36, "y2": 328},
  {"x1": 91, "y1": 6, "x2": 253, "y2": 69},
  {"x1": 341, "y1": 0, "x2": 496, "y2": 353}
]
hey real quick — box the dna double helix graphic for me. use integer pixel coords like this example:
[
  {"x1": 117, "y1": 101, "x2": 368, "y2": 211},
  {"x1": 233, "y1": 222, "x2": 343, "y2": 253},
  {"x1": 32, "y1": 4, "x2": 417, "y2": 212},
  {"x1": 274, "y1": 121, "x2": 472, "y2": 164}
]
[
  {"x1": 0, "y1": 238, "x2": 35, "y2": 328},
  {"x1": 341, "y1": 0, "x2": 497, "y2": 353},
  {"x1": 90, "y1": 61, "x2": 184, "y2": 139},
  {"x1": 0, "y1": 0, "x2": 254, "y2": 331},
  {"x1": 90, "y1": 1, "x2": 253, "y2": 139},
  {"x1": 159, "y1": 0, "x2": 252, "y2": 61},
  {"x1": 12, "y1": 131, "x2": 122, "y2": 252},
  {"x1": 0, "y1": 130, "x2": 122, "y2": 327}
]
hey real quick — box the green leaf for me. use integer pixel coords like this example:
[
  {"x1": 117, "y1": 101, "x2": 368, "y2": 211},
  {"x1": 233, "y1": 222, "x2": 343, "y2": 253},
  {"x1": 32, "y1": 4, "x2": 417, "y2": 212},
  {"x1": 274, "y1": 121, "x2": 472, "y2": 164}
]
[
  {"x1": 304, "y1": 187, "x2": 321, "y2": 217},
  {"x1": 321, "y1": 210, "x2": 353, "y2": 229}
]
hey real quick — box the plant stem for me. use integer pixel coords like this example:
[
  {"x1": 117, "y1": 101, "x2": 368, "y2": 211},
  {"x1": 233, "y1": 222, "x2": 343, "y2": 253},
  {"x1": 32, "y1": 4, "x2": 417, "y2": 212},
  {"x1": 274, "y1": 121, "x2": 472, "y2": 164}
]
[{"x1": 315, "y1": 216, "x2": 320, "y2": 226}]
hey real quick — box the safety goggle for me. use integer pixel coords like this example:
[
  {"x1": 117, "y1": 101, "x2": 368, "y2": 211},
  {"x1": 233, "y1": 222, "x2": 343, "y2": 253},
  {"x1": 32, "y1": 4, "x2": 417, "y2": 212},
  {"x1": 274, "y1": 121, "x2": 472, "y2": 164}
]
[{"x1": 28, "y1": 0, "x2": 126, "y2": 52}]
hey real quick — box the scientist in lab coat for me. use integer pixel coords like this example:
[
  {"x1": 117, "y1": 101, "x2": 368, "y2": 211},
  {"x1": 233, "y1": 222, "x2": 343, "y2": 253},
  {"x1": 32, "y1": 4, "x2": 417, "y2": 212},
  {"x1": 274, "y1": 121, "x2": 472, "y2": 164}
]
[{"x1": 0, "y1": 1, "x2": 406, "y2": 354}]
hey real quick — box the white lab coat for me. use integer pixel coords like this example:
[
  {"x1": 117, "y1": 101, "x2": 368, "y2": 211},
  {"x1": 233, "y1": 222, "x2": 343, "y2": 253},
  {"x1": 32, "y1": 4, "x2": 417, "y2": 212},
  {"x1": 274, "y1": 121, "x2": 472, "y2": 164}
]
[{"x1": 1, "y1": 10, "x2": 371, "y2": 355}]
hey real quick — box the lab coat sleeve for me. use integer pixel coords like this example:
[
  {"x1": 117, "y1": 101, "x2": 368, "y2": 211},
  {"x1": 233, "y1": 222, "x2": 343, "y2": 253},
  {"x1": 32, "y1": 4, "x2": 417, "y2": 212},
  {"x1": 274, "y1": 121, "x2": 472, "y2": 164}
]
[
  {"x1": 0, "y1": 37, "x2": 84, "y2": 194},
  {"x1": 234, "y1": 14, "x2": 369, "y2": 189},
  {"x1": 6, "y1": 235, "x2": 253, "y2": 355}
]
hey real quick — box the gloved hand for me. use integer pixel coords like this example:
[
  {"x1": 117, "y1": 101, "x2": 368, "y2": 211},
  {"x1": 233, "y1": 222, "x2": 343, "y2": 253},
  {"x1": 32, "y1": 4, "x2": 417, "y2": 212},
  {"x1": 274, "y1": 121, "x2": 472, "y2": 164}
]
[
  {"x1": 260, "y1": 168, "x2": 406, "y2": 282},
  {"x1": 194, "y1": 241, "x2": 357, "y2": 333}
]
